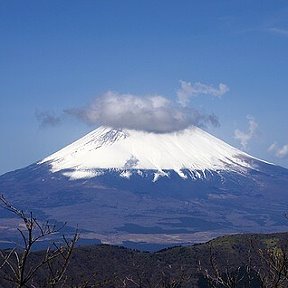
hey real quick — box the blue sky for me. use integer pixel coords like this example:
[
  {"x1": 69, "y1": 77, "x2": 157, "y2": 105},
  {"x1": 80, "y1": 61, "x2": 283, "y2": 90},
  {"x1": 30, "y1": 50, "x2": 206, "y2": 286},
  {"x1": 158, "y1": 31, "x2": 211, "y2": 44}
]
[{"x1": 1, "y1": 0, "x2": 288, "y2": 175}]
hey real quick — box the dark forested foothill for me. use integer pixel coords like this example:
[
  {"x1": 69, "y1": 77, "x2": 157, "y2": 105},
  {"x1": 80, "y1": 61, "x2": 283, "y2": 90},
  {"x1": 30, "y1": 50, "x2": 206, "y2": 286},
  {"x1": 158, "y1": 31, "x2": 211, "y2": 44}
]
[{"x1": 1, "y1": 232, "x2": 288, "y2": 287}]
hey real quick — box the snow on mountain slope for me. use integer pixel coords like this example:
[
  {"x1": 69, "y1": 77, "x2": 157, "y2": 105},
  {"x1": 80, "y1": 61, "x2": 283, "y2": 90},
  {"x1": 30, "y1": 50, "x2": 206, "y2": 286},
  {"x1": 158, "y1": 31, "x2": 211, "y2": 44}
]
[{"x1": 40, "y1": 126, "x2": 258, "y2": 180}]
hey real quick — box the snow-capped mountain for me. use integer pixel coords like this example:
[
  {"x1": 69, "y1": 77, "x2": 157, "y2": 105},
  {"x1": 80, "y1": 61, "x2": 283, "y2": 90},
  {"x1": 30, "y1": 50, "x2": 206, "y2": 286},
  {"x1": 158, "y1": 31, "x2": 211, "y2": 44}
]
[
  {"x1": 0, "y1": 126, "x2": 288, "y2": 249},
  {"x1": 40, "y1": 126, "x2": 255, "y2": 181}
]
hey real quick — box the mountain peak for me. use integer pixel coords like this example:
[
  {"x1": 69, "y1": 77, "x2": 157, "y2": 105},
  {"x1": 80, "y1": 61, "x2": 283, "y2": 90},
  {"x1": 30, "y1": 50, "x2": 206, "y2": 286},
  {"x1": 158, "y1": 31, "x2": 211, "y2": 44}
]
[{"x1": 39, "y1": 126, "x2": 257, "y2": 180}]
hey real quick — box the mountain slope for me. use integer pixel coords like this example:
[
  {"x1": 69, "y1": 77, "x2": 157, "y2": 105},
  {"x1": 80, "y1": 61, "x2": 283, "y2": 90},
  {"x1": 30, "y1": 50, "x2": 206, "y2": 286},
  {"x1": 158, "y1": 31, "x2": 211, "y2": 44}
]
[{"x1": 0, "y1": 126, "x2": 288, "y2": 248}]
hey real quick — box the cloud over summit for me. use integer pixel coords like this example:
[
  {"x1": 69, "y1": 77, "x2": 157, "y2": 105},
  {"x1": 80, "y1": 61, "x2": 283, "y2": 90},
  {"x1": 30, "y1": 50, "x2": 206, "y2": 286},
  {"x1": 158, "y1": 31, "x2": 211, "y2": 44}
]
[
  {"x1": 66, "y1": 83, "x2": 224, "y2": 133},
  {"x1": 38, "y1": 81, "x2": 228, "y2": 133}
]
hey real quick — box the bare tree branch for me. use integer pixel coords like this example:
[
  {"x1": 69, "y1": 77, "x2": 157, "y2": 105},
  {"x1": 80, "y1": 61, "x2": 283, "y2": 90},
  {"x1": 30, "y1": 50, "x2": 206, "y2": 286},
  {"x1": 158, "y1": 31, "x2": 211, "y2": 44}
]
[{"x1": 0, "y1": 194, "x2": 79, "y2": 288}]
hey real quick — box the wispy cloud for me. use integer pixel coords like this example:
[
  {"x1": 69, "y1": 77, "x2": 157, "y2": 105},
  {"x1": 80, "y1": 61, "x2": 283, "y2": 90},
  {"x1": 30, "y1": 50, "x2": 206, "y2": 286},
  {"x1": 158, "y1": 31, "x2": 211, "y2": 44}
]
[
  {"x1": 234, "y1": 116, "x2": 258, "y2": 150},
  {"x1": 268, "y1": 142, "x2": 288, "y2": 158},
  {"x1": 35, "y1": 111, "x2": 62, "y2": 128},
  {"x1": 268, "y1": 142, "x2": 277, "y2": 153},
  {"x1": 177, "y1": 80, "x2": 229, "y2": 107},
  {"x1": 65, "y1": 90, "x2": 220, "y2": 133},
  {"x1": 268, "y1": 27, "x2": 288, "y2": 36}
]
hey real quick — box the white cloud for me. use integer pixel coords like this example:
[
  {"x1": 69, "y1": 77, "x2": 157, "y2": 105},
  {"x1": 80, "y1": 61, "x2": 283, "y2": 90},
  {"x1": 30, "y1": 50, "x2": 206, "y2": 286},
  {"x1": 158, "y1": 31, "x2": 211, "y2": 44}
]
[
  {"x1": 277, "y1": 145, "x2": 288, "y2": 158},
  {"x1": 65, "y1": 90, "x2": 220, "y2": 133},
  {"x1": 234, "y1": 116, "x2": 258, "y2": 150},
  {"x1": 177, "y1": 80, "x2": 229, "y2": 107},
  {"x1": 268, "y1": 142, "x2": 288, "y2": 158}
]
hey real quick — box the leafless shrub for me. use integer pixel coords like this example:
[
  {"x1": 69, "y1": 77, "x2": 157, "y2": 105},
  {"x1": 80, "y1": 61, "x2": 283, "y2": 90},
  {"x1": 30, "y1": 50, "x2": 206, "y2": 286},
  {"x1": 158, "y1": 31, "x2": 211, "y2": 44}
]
[{"x1": 0, "y1": 194, "x2": 79, "y2": 288}]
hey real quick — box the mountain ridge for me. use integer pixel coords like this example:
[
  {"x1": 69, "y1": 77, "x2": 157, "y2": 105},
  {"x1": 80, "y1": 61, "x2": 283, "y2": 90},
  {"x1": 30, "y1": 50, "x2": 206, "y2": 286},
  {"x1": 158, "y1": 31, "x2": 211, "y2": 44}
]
[{"x1": 1, "y1": 231, "x2": 288, "y2": 287}]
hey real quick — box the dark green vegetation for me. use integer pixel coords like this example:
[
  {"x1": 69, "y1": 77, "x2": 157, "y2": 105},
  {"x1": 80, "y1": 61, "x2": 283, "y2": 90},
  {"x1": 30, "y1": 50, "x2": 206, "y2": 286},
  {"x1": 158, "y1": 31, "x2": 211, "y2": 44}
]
[{"x1": 1, "y1": 232, "x2": 288, "y2": 287}]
